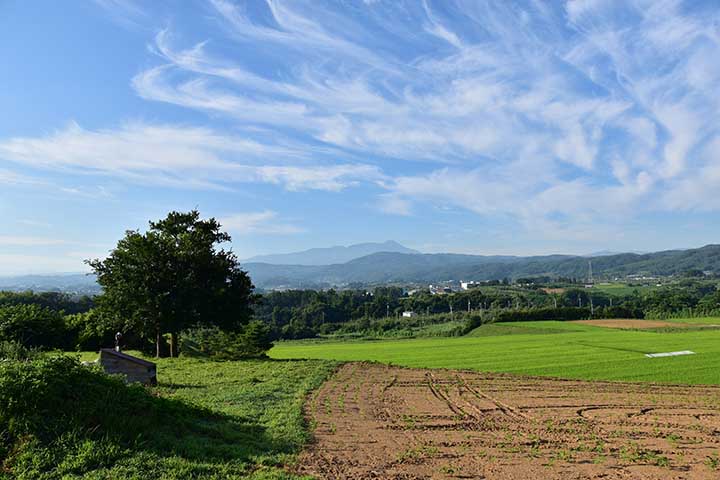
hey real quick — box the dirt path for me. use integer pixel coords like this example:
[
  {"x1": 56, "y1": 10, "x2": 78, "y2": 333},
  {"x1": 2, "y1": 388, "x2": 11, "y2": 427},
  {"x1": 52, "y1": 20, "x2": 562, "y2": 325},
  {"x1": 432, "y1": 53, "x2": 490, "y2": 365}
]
[
  {"x1": 297, "y1": 363, "x2": 720, "y2": 479},
  {"x1": 572, "y1": 319, "x2": 695, "y2": 329}
]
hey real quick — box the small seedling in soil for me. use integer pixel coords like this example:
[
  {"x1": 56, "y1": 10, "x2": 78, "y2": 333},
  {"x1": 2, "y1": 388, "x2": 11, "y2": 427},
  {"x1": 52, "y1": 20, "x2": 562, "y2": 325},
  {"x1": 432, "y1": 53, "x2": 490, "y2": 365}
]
[
  {"x1": 706, "y1": 454, "x2": 720, "y2": 470},
  {"x1": 666, "y1": 433, "x2": 680, "y2": 445},
  {"x1": 396, "y1": 445, "x2": 438, "y2": 463},
  {"x1": 556, "y1": 449, "x2": 573, "y2": 462},
  {"x1": 593, "y1": 439, "x2": 606, "y2": 453},
  {"x1": 439, "y1": 464, "x2": 458, "y2": 475},
  {"x1": 656, "y1": 455, "x2": 670, "y2": 468},
  {"x1": 528, "y1": 445, "x2": 541, "y2": 458},
  {"x1": 402, "y1": 415, "x2": 417, "y2": 429},
  {"x1": 422, "y1": 445, "x2": 439, "y2": 456}
]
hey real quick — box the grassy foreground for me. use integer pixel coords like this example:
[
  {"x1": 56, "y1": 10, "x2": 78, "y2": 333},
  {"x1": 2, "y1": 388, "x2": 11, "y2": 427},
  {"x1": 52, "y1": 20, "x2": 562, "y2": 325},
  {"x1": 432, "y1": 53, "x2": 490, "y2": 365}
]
[
  {"x1": 270, "y1": 320, "x2": 720, "y2": 385},
  {"x1": 2, "y1": 355, "x2": 337, "y2": 480}
]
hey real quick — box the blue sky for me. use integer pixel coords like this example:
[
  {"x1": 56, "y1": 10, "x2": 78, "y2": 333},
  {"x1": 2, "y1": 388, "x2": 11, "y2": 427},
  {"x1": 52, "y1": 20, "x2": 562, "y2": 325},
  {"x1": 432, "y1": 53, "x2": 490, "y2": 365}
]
[{"x1": 1, "y1": 0, "x2": 720, "y2": 274}]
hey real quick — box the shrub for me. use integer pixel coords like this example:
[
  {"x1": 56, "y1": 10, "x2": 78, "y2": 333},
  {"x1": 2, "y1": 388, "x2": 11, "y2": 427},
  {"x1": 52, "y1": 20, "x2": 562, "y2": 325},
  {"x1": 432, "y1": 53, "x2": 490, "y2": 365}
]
[
  {"x1": 487, "y1": 307, "x2": 592, "y2": 323},
  {"x1": 0, "y1": 340, "x2": 40, "y2": 361},
  {"x1": 0, "y1": 304, "x2": 68, "y2": 349},
  {"x1": 64, "y1": 309, "x2": 121, "y2": 351},
  {"x1": 181, "y1": 321, "x2": 273, "y2": 360},
  {"x1": 593, "y1": 306, "x2": 644, "y2": 319},
  {"x1": 462, "y1": 313, "x2": 485, "y2": 334}
]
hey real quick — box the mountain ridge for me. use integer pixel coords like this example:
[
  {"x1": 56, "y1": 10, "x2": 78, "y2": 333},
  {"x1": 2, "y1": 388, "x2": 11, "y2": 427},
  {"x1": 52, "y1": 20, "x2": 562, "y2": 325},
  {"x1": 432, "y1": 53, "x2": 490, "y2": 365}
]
[
  {"x1": 244, "y1": 244, "x2": 720, "y2": 288},
  {"x1": 243, "y1": 240, "x2": 420, "y2": 265},
  {"x1": 2, "y1": 244, "x2": 718, "y2": 292}
]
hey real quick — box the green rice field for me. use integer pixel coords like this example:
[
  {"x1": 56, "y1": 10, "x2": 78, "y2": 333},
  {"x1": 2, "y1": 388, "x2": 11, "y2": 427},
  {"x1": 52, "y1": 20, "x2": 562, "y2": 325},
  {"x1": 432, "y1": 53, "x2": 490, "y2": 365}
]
[
  {"x1": 270, "y1": 319, "x2": 720, "y2": 385},
  {"x1": 666, "y1": 316, "x2": 720, "y2": 325}
]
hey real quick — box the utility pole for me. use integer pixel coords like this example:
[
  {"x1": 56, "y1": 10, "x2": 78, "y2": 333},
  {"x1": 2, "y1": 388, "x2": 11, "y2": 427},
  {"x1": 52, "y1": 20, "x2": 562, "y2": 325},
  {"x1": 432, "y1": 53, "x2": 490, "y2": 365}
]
[
  {"x1": 468, "y1": 299, "x2": 471, "y2": 313},
  {"x1": 553, "y1": 295, "x2": 557, "y2": 308},
  {"x1": 386, "y1": 303, "x2": 390, "y2": 318}
]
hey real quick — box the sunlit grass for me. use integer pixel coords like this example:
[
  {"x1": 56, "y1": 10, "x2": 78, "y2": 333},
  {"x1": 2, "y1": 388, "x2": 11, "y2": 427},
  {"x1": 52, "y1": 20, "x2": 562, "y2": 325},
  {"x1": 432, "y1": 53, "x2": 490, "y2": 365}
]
[
  {"x1": 31, "y1": 355, "x2": 337, "y2": 480},
  {"x1": 271, "y1": 321, "x2": 720, "y2": 385}
]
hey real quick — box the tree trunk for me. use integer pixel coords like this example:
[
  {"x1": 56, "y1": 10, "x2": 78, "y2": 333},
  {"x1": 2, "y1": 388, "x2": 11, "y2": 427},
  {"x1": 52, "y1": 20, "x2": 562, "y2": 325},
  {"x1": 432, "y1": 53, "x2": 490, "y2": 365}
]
[
  {"x1": 156, "y1": 327, "x2": 161, "y2": 358},
  {"x1": 170, "y1": 332, "x2": 178, "y2": 358}
]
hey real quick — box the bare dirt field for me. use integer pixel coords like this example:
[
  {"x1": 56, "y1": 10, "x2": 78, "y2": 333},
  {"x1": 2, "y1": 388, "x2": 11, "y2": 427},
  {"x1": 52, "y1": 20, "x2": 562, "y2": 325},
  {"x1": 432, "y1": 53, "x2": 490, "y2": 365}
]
[
  {"x1": 297, "y1": 363, "x2": 720, "y2": 479},
  {"x1": 541, "y1": 287, "x2": 566, "y2": 294},
  {"x1": 572, "y1": 319, "x2": 693, "y2": 329}
]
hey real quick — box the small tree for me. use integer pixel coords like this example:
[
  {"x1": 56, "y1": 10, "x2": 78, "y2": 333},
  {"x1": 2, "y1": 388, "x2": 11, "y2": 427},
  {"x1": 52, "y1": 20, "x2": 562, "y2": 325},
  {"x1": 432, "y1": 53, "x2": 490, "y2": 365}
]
[{"x1": 88, "y1": 210, "x2": 256, "y2": 357}]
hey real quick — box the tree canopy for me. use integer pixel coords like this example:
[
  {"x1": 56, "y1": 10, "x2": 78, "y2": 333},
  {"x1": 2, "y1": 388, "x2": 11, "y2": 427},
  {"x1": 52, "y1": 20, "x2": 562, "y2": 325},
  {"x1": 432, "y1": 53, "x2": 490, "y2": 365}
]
[{"x1": 88, "y1": 210, "x2": 256, "y2": 357}]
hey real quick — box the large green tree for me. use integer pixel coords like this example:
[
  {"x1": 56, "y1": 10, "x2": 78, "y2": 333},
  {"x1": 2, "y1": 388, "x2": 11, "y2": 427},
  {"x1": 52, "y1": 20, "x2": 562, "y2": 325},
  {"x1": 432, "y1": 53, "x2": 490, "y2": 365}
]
[{"x1": 88, "y1": 210, "x2": 256, "y2": 357}]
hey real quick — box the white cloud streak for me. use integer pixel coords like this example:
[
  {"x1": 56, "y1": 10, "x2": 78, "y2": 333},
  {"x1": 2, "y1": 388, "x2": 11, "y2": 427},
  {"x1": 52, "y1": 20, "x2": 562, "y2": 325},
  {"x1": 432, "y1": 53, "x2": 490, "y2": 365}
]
[
  {"x1": 0, "y1": 236, "x2": 67, "y2": 247},
  {"x1": 0, "y1": 122, "x2": 381, "y2": 191},
  {"x1": 219, "y1": 210, "x2": 304, "y2": 235}
]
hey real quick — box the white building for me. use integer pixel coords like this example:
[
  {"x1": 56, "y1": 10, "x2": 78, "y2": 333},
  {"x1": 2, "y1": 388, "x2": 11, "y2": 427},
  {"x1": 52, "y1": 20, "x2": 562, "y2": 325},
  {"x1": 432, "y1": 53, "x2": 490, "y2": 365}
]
[
  {"x1": 402, "y1": 311, "x2": 417, "y2": 318},
  {"x1": 460, "y1": 281, "x2": 480, "y2": 290}
]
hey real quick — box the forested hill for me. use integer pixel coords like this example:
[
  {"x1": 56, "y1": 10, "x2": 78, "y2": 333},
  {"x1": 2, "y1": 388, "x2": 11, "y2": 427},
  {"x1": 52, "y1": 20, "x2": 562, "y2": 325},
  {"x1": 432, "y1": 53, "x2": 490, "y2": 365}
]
[{"x1": 244, "y1": 244, "x2": 720, "y2": 288}]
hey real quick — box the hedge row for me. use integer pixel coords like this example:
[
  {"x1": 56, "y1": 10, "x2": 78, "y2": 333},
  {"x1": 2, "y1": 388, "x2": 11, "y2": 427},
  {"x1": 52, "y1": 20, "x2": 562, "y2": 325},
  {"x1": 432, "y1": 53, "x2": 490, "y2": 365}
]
[{"x1": 475, "y1": 305, "x2": 645, "y2": 325}]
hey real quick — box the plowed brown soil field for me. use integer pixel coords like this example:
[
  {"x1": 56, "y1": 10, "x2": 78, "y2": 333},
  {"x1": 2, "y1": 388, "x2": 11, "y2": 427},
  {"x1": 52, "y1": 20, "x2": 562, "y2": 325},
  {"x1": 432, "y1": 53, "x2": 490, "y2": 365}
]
[
  {"x1": 572, "y1": 319, "x2": 692, "y2": 329},
  {"x1": 297, "y1": 363, "x2": 720, "y2": 479}
]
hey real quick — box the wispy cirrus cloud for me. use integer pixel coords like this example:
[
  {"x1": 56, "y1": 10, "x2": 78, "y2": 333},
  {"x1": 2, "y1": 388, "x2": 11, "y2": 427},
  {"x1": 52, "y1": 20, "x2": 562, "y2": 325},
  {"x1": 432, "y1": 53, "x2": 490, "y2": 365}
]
[
  {"x1": 92, "y1": 0, "x2": 148, "y2": 29},
  {"x1": 0, "y1": 122, "x2": 381, "y2": 191},
  {"x1": 219, "y1": 210, "x2": 304, "y2": 235},
  {"x1": 127, "y1": 0, "x2": 720, "y2": 239},
  {"x1": 0, "y1": 168, "x2": 43, "y2": 186},
  {"x1": 7, "y1": 0, "x2": 720, "y2": 249}
]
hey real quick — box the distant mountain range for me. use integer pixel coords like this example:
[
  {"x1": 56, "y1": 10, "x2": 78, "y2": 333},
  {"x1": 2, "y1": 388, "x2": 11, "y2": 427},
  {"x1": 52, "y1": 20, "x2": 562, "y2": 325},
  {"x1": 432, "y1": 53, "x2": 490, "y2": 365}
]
[
  {"x1": 244, "y1": 240, "x2": 419, "y2": 265},
  {"x1": 243, "y1": 244, "x2": 720, "y2": 289},
  {"x1": 0, "y1": 273, "x2": 99, "y2": 294},
  {"x1": 2, "y1": 243, "x2": 719, "y2": 292}
]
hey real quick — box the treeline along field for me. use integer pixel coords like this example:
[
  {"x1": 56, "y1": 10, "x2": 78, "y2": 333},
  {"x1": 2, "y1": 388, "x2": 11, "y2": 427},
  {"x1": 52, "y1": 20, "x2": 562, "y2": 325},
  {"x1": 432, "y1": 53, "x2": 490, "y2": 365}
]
[
  {"x1": 2, "y1": 278, "x2": 720, "y2": 351},
  {"x1": 254, "y1": 279, "x2": 720, "y2": 340}
]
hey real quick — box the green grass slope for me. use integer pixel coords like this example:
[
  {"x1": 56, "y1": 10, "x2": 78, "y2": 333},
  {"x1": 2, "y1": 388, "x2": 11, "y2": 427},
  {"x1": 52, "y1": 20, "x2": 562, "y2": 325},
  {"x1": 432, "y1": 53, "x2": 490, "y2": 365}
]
[
  {"x1": 1, "y1": 355, "x2": 337, "y2": 480},
  {"x1": 270, "y1": 321, "x2": 720, "y2": 385}
]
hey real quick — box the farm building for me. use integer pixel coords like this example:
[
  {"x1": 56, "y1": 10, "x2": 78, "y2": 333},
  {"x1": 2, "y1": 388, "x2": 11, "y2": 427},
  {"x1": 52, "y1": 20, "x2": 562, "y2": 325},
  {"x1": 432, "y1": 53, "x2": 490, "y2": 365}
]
[
  {"x1": 99, "y1": 348, "x2": 157, "y2": 386},
  {"x1": 402, "y1": 311, "x2": 417, "y2": 318}
]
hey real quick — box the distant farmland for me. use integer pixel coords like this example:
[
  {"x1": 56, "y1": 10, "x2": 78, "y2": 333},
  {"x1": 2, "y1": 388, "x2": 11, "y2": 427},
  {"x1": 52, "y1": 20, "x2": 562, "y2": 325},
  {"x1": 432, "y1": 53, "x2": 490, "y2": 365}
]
[{"x1": 270, "y1": 319, "x2": 720, "y2": 385}]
